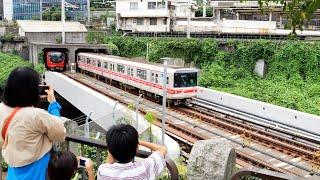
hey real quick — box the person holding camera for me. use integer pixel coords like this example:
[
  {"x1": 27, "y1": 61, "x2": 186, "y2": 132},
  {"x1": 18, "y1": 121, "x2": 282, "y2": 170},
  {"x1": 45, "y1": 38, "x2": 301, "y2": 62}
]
[
  {"x1": 0, "y1": 67, "x2": 66, "y2": 180},
  {"x1": 48, "y1": 151, "x2": 95, "y2": 180}
]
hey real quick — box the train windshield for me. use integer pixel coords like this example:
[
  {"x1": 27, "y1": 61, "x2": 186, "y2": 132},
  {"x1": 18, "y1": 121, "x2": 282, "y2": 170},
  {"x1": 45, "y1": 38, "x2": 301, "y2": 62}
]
[
  {"x1": 49, "y1": 52, "x2": 64, "y2": 63},
  {"x1": 174, "y1": 72, "x2": 197, "y2": 87}
]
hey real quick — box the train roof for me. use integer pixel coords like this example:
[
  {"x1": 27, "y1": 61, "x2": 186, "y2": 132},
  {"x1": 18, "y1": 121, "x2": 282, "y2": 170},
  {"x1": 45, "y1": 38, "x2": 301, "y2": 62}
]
[{"x1": 78, "y1": 52, "x2": 198, "y2": 73}]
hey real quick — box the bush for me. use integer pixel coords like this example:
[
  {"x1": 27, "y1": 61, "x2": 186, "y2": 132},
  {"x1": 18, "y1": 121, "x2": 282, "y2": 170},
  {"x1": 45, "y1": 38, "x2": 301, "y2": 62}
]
[{"x1": 102, "y1": 36, "x2": 320, "y2": 115}]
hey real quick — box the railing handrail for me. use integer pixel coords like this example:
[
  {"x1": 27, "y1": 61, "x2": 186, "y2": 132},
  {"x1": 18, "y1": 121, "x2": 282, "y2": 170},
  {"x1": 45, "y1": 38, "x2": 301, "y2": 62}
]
[
  {"x1": 231, "y1": 167, "x2": 301, "y2": 180},
  {"x1": 66, "y1": 134, "x2": 179, "y2": 180}
]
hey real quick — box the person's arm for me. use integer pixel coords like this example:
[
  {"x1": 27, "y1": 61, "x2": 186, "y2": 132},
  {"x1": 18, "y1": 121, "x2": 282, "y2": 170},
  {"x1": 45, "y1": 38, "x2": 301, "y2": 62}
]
[
  {"x1": 36, "y1": 111, "x2": 66, "y2": 142},
  {"x1": 46, "y1": 86, "x2": 61, "y2": 117},
  {"x1": 139, "y1": 141, "x2": 167, "y2": 157},
  {"x1": 85, "y1": 159, "x2": 95, "y2": 180}
]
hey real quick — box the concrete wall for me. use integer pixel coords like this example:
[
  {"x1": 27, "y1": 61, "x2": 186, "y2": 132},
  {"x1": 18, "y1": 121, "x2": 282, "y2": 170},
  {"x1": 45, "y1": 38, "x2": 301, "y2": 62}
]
[
  {"x1": 0, "y1": 39, "x2": 29, "y2": 60},
  {"x1": 197, "y1": 87, "x2": 320, "y2": 136},
  {"x1": 25, "y1": 32, "x2": 87, "y2": 44}
]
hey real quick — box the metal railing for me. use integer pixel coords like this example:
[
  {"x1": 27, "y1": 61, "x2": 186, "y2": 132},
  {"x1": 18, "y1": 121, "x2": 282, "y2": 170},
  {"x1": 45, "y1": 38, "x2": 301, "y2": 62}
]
[
  {"x1": 65, "y1": 134, "x2": 179, "y2": 180},
  {"x1": 231, "y1": 167, "x2": 300, "y2": 180}
]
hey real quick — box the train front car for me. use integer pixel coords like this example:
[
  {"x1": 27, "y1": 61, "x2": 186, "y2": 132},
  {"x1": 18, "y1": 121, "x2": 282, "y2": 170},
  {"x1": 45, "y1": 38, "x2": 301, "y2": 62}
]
[
  {"x1": 168, "y1": 69, "x2": 198, "y2": 105},
  {"x1": 45, "y1": 51, "x2": 66, "y2": 71}
]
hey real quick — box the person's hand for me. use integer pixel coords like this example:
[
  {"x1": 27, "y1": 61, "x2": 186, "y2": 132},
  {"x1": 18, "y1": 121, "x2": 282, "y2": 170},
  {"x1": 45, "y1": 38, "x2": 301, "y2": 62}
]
[
  {"x1": 85, "y1": 158, "x2": 94, "y2": 172},
  {"x1": 45, "y1": 86, "x2": 56, "y2": 103},
  {"x1": 85, "y1": 158, "x2": 95, "y2": 180}
]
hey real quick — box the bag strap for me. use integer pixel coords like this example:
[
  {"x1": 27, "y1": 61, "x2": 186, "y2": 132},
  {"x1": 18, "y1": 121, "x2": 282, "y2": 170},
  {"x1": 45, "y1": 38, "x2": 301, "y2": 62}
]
[{"x1": 2, "y1": 107, "x2": 21, "y2": 140}]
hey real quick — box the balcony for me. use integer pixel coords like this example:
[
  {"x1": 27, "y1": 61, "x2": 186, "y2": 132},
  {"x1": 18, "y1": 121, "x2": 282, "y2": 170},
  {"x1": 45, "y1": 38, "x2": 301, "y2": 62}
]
[{"x1": 120, "y1": 10, "x2": 169, "y2": 18}]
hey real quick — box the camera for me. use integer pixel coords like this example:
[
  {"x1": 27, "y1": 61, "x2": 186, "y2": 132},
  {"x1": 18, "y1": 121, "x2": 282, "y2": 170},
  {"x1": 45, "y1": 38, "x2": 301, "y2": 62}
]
[
  {"x1": 38, "y1": 85, "x2": 49, "y2": 95},
  {"x1": 78, "y1": 157, "x2": 87, "y2": 168}
]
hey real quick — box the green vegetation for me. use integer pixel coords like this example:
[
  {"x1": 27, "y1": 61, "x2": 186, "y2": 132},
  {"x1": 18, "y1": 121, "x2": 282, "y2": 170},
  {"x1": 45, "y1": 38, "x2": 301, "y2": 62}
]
[
  {"x1": 97, "y1": 36, "x2": 320, "y2": 116},
  {"x1": 0, "y1": 53, "x2": 33, "y2": 87}
]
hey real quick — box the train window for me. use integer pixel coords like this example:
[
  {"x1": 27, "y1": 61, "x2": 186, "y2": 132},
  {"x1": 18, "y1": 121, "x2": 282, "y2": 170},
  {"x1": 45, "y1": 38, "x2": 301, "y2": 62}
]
[
  {"x1": 167, "y1": 77, "x2": 169, "y2": 85},
  {"x1": 127, "y1": 67, "x2": 131, "y2": 75},
  {"x1": 127, "y1": 67, "x2": 134, "y2": 76},
  {"x1": 97, "y1": 61, "x2": 101, "y2": 67},
  {"x1": 86, "y1": 58, "x2": 90, "y2": 64},
  {"x1": 109, "y1": 63, "x2": 112, "y2": 71},
  {"x1": 137, "y1": 69, "x2": 147, "y2": 80},
  {"x1": 174, "y1": 72, "x2": 197, "y2": 87},
  {"x1": 117, "y1": 64, "x2": 125, "y2": 73},
  {"x1": 92, "y1": 60, "x2": 96, "y2": 66},
  {"x1": 104, "y1": 62, "x2": 108, "y2": 69},
  {"x1": 151, "y1": 73, "x2": 155, "y2": 82},
  {"x1": 155, "y1": 74, "x2": 159, "y2": 83}
]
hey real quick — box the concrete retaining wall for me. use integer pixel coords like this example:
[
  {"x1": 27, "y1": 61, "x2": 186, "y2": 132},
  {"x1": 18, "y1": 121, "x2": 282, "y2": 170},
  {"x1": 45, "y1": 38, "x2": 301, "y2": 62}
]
[
  {"x1": 25, "y1": 32, "x2": 87, "y2": 44},
  {"x1": 197, "y1": 87, "x2": 320, "y2": 136}
]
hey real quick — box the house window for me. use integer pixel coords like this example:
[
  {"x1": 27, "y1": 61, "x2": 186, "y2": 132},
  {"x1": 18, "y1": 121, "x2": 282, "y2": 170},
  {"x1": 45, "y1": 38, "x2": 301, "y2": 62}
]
[
  {"x1": 117, "y1": 64, "x2": 125, "y2": 73},
  {"x1": 137, "y1": 69, "x2": 147, "y2": 80},
  {"x1": 130, "y1": 2, "x2": 138, "y2": 10},
  {"x1": 150, "y1": 18, "x2": 157, "y2": 25},
  {"x1": 148, "y1": 2, "x2": 156, "y2": 9},
  {"x1": 137, "y1": 18, "x2": 144, "y2": 25},
  {"x1": 163, "y1": 18, "x2": 167, "y2": 25},
  {"x1": 157, "y1": 2, "x2": 166, "y2": 9}
]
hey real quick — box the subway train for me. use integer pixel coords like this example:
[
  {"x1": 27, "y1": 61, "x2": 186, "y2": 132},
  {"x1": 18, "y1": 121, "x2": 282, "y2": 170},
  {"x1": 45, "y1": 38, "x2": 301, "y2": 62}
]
[
  {"x1": 76, "y1": 52, "x2": 198, "y2": 104},
  {"x1": 45, "y1": 51, "x2": 66, "y2": 71}
]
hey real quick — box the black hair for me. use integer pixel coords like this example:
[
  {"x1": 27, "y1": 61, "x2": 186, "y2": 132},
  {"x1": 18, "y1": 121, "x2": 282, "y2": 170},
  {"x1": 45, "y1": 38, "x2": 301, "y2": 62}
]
[
  {"x1": 2, "y1": 67, "x2": 40, "y2": 107},
  {"x1": 106, "y1": 124, "x2": 139, "y2": 163},
  {"x1": 48, "y1": 151, "x2": 78, "y2": 180}
]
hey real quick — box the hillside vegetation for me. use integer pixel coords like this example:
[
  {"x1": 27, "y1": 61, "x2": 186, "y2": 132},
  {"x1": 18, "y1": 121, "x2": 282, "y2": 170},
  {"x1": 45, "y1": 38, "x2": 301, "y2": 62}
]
[
  {"x1": 0, "y1": 53, "x2": 46, "y2": 88},
  {"x1": 87, "y1": 34, "x2": 320, "y2": 116}
]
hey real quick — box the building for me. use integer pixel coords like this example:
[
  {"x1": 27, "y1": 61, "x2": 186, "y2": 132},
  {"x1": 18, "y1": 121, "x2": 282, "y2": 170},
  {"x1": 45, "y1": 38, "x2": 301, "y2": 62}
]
[
  {"x1": 16, "y1": 20, "x2": 87, "y2": 43},
  {"x1": 116, "y1": 0, "x2": 320, "y2": 33},
  {"x1": 115, "y1": 0, "x2": 196, "y2": 32},
  {"x1": 3, "y1": 0, "x2": 88, "y2": 21},
  {"x1": 208, "y1": 0, "x2": 320, "y2": 30}
]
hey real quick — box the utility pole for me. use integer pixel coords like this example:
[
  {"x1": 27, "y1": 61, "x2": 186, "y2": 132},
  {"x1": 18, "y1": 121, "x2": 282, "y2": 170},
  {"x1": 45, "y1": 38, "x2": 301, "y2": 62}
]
[
  {"x1": 40, "y1": 0, "x2": 43, "y2": 20},
  {"x1": 135, "y1": 94, "x2": 143, "y2": 130},
  {"x1": 112, "y1": 101, "x2": 119, "y2": 125},
  {"x1": 84, "y1": 111, "x2": 93, "y2": 138},
  {"x1": 161, "y1": 58, "x2": 168, "y2": 145},
  {"x1": 61, "y1": 0, "x2": 66, "y2": 44},
  {"x1": 203, "y1": 0, "x2": 206, "y2": 17},
  {"x1": 87, "y1": 0, "x2": 91, "y2": 25},
  {"x1": 187, "y1": 0, "x2": 191, "y2": 38}
]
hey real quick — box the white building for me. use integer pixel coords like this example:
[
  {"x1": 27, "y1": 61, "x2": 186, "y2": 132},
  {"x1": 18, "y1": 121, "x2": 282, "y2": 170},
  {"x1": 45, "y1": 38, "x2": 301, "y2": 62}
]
[{"x1": 115, "y1": 0, "x2": 196, "y2": 32}]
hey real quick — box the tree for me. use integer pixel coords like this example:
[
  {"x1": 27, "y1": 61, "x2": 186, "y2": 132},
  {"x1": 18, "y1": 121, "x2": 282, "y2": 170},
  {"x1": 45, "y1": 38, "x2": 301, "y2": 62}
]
[{"x1": 256, "y1": 0, "x2": 320, "y2": 37}]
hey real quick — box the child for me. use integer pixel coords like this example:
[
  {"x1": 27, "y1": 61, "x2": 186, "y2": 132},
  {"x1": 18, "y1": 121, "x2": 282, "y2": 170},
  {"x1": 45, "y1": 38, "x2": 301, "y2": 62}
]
[
  {"x1": 48, "y1": 151, "x2": 95, "y2": 180},
  {"x1": 97, "y1": 124, "x2": 168, "y2": 180}
]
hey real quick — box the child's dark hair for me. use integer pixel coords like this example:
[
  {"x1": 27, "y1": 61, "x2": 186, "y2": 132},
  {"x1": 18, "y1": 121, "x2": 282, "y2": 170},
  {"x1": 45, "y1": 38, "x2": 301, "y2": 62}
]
[
  {"x1": 106, "y1": 124, "x2": 139, "y2": 163},
  {"x1": 48, "y1": 151, "x2": 78, "y2": 180}
]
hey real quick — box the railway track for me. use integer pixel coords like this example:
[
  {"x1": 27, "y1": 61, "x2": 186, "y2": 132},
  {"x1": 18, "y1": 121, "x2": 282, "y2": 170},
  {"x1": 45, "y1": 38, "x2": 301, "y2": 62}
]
[
  {"x1": 171, "y1": 106, "x2": 320, "y2": 166},
  {"x1": 63, "y1": 72, "x2": 320, "y2": 178}
]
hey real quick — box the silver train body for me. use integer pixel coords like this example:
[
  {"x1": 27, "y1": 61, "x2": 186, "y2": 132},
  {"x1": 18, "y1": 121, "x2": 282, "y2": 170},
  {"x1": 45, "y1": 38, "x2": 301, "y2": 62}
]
[{"x1": 77, "y1": 53, "x2": 198, "y2": 102}]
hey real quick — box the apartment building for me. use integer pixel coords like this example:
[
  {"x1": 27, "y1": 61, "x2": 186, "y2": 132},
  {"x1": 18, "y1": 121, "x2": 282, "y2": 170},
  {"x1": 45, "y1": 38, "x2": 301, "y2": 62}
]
[{"x1": 116, "y1": 0, "x2": 196, "y2": 32}]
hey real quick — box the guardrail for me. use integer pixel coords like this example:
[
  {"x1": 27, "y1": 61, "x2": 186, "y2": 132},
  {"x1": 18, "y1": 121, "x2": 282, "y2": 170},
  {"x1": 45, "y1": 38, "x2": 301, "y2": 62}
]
[
  {"x1": 232, "y1": 167, "x2": 299, "y2": 180},
  {"x1": 65, "y1": 134, "x2": 179, "y2": 180}
]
